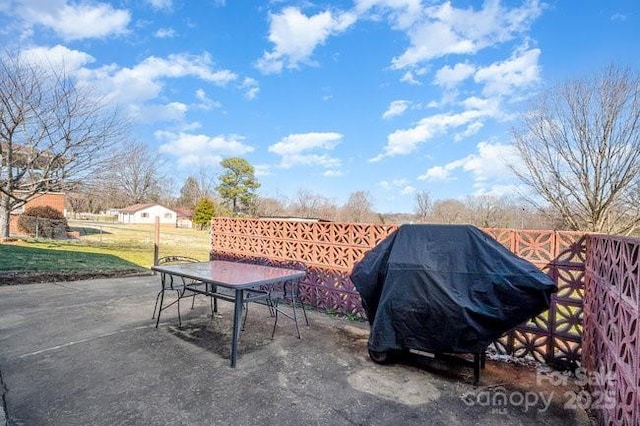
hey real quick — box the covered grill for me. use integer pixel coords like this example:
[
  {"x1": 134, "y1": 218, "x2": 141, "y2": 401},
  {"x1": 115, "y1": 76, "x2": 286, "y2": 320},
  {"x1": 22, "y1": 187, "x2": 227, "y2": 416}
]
[{"x1": 350, "y1": 224, "x2": 556, "y2": 379}]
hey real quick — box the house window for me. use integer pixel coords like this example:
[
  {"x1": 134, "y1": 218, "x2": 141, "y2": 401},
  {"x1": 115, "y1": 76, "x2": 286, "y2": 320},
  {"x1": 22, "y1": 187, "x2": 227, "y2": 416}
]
[
  {"x1": 164, "y1": 213, "x2": 172, "y2": 219},
  {"x1": 141, "y1": 213, "x2": 149, "y2": 218}
]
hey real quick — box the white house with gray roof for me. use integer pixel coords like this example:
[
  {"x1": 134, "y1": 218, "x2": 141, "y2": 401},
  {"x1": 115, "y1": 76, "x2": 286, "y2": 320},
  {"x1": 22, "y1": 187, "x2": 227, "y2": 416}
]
[{"x1": 117, "y1": 203, "x2": 177, "y2": 225}]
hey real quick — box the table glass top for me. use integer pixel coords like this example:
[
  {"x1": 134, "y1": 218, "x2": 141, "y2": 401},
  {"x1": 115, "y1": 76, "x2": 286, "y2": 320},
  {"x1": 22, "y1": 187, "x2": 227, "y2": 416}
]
[{"x1": 152, "y1": 260, "x2": 305, "y2": 288}]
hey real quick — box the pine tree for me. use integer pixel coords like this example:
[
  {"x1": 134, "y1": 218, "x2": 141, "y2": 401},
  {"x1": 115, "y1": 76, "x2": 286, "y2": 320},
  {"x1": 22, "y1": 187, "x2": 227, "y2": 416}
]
[{"x1": 215, "y1": 157, "x2": 260, "y2": 215}]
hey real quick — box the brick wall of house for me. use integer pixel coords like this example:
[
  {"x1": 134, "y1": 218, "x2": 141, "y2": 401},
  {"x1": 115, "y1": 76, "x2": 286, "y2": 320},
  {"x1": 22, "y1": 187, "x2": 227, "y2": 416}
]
[
  {"x1": 23, "y1": 193, "x2": 66, "y2": 212},
  {"x1": 9, "y1": 192, "x2": 66, "y2": 236}
]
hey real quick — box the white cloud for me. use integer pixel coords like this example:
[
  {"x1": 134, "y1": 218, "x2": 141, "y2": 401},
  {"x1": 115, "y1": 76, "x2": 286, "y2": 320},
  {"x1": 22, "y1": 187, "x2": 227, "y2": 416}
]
[
  {"x1": 18, "y1": 47, "x2": 246, "y2": 125},
  {"x1": 371, "y1": 106, "x2": 495, "y2": 161},
  {"x1": 389, "y1": 0, "x2": 542, "y2": 69},
  {"x1": 18, "y1": 0, "x2": 130, "y2": 41},
  {"x1": 355, "y1": 0, "x2": 422, "y2": 29},
  {"x1": 324, "y1": 169, "x2": 344, "y2": 177},
  {"x1": 20, "y1": 44, "x2": 95, "y2": 72},
  {"x1": 255, "y1": 7, "x2": 357, "y2": 74},
  {"x1": 129, "y1": 101, "x2": 188, "y2": 122},
  {"x1": 418, "y1": 141, "x2": 519, "y2": 184},
  {"x1": 473, "y1": 183, "x2": 522, "y2": 198},
  {"x1": 400, "y1": 71, "x2": 420, "y2": 85},
  {"x1": 156, "y1": 131, "x2": 255, "y2": 167},
  {"x1": 154, "y1": 27, "x2": 176, "y2": 38},
  {"x1": 454, "y1": 121, "x2": 484, "y2": 142},
  {"x1": 194, "y1": 89, "x2": 221, "y2": 110},
  {"x1": 254, "y1": 164, "x2": 271, "y2": 177},
  {"x1": 474, "y1": 46, "x2": 541, "y2": 97},
  {"x1": 611, "y1": 13, "x2": 626, "y2": 22},
  {"x1": 147, "y1": 0, "x2": 173, "y2": 11},
  {"x1": 269, "y1": 132, "x2": 343, "y2": 169},
  {"x1": 76, "y1": 52, "x2": 237, "y2": 115},
  {"x1": 379, "y1": 178, "x2": 413, "y2": 192},
  {"x1": 400, "y1": 185, "x2": 416, "y2": 195},
  {"x1": 420, "y1": 165, "x2": 454, "y2": 181},
  {"x1": 461, "y1": 141, "x2": 520, "y2": 180},
  {"x1": 434, "y1": 62, "x2": 475, "y2": 88},
  {"x1": 240, "y1": 77, "x2": 260, "y2": 100},
  {"x1": 269, "y1": 132, "x2": 342, "y2": 155},
  {"x1": 461, "y1": 96, "x2": 493, "y2": 110},
  {"x1": 382, "y1": 100, "x2": 410, "y2": 119}
]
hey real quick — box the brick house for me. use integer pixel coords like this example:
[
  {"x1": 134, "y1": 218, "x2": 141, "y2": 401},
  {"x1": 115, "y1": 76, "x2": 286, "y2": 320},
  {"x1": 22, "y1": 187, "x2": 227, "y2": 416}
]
[{"x1": 9, "y1": 192, "x2": 66, "y2": 235}]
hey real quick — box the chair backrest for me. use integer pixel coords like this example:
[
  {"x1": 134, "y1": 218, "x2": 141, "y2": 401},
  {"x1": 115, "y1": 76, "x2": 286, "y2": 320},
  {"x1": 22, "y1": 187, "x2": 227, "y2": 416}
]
[
  {"x1": 157, "y1": 255, "x2": 200, "y2": 265},
  {"x1": 157, "y1": 256, "x2": 201, "y2": 288}
]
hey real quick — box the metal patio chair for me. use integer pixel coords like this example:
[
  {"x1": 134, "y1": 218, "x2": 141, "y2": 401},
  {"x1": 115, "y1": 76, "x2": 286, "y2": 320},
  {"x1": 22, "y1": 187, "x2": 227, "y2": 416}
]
[
  {"x1": 152, "y1": 255, "x2": 214, "y2": 327},
  {"x1": 234, "y1": 256, "x2": 309, "y2": 338}
]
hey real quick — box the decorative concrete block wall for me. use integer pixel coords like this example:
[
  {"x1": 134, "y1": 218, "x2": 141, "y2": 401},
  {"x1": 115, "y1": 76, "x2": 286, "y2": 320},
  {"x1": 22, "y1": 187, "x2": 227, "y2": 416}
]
[{"x1": 210, "y1": 218, "x2": 586, "y2": 367}]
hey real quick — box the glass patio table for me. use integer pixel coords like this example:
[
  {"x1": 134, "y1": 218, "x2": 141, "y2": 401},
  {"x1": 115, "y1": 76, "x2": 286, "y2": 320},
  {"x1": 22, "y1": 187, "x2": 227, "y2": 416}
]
[{"x1": 151, "y1": 260, "x2": 306, "y2": 367}]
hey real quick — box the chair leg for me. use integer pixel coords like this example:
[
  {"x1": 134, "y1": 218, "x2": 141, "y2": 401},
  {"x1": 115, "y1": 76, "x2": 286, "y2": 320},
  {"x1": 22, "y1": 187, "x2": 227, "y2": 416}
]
[
  {"x1": 242, "y1": 302, "x2": 249, "y2": 331},
  {"x1": 300, "y1": 301, "x2": 309, "y2": 326},
  {"x1": 289, "y1": 296, "x2": 301, "y2": 339},
  {"x1": 293, "y1": 282, "x2": 309, "y2": 326},
  {"x1": 270, "y1": 293, "x2": 303, "y2": 339},
  {"x1": 156, "y1": 289, "x2": 183, "y2": 328},
  {"x1": 155, "y1": 289, "x2": 165, "y2": 328},
  {"x1": 152, "y1": 290, "x2": 162, "y2": 319},
  {"x1": 176, "y1": 289, "x2": 182, "y2": 327},
  {"x1": 266, "y1": 292, "x2": 276, "y2": 317},
  {"x1": 271, "y1": 303, "x2": 279, "y2": 339}
]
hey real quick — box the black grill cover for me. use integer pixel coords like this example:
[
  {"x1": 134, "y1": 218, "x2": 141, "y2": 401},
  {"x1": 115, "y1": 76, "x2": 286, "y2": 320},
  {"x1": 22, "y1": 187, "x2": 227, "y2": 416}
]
[{"x1": 350, "y1": 224, "x2": 556, "y2": 354}]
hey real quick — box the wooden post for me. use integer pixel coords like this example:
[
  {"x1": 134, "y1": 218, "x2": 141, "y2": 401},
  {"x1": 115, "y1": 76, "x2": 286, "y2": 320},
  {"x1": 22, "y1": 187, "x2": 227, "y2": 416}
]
[{"x1": 153, "y1": 216, "x2": 160, "y2": 270}]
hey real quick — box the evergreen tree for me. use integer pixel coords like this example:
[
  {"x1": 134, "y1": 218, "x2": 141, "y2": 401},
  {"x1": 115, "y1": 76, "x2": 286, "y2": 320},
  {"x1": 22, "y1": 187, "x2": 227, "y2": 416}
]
[
  {"x1": 193, "y1": 197, "x2": 215, "y2": 230},
  {"x1": 215, "y1": 157, "x2": 260, "y2": 215}
]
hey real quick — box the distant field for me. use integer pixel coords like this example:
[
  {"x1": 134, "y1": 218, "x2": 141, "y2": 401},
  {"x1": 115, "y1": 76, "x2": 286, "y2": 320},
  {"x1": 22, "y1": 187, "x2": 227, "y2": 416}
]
[
  {"x1": 66, "y1": 221, "x2": 212, "y2": 265},
  {"x1": 0, "y1": 221, "x2": 211, "y2": 282}
]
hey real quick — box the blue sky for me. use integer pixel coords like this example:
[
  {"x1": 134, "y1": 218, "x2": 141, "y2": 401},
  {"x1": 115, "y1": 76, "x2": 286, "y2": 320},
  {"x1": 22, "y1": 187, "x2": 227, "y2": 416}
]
[{"x1": 1, "y1": 0, "x2": 638, "y2": 213}]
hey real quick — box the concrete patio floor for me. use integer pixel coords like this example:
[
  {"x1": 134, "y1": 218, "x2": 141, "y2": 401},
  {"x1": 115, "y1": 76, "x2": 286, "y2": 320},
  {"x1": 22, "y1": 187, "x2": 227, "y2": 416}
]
[{"x1": 0, "y1": 276, "x2": 593, "y2": 425}]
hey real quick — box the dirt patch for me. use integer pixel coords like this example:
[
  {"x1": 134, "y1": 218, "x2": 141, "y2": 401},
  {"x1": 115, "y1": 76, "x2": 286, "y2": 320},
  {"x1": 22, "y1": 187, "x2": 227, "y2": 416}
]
[
  {"x1": 348, "y1": 368, "x2": 442, "y2": 405},
  {"x1": 0, "y1": 269, "x2": 151, "y2": 285}
]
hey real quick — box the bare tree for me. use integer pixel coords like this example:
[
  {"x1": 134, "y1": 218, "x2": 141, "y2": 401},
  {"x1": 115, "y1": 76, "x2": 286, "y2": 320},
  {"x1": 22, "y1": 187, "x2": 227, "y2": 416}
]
[
  {"x1": 0, "y1": 53, "x2": 127, "y2": 238},
  {"x1": 430, "y1": 199, "x2": 468, "y2": 224},
  {"x1": 177, "y1": 167, "x2": 217, "y2": 209},
  {"x1": 414, "y1": 190, "x2": 432, "y2": 222},
  {"x1": 254, "y1": 196, "x2": 287, "y2": 217},
  {"x1": 177, "y1": 176, "x2": 200, "y2": 209},
  {"x1": 339, "y1": 190, "x2": 375, "y2": 223},
  {"x1": 464, "y1": 195, "x2": 512, "y2": 228},
  {"x1": 159, "y1": 176, "x2": 179, "y2": 207},
  {"x1": 289, "y1": 189, "x2": 337, "y2": 220},
  {"x1": 512, "y1": 65, "x2": 640, "y2": 235},
  {"x1": 103, "y1": 140, "x2": 165, "y2": 207}
]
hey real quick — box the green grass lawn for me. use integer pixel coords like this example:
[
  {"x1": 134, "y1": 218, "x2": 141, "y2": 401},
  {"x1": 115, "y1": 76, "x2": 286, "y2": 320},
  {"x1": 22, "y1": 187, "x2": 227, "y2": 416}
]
[
  {"x1": 0, "y1": 221, "x2": 212, "y2": 282},
  {"x1": 0, "y1": 244, "x2": 145, "y2": 273}
]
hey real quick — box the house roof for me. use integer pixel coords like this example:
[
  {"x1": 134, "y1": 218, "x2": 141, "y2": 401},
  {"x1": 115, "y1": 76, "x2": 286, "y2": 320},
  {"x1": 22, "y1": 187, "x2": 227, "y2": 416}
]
[
  {"x1": 119, "y1": 203, "x2": 175, "y2": 214},
  {"x1": 174, "y1": 207, "x2": 193, "y2": 219}
]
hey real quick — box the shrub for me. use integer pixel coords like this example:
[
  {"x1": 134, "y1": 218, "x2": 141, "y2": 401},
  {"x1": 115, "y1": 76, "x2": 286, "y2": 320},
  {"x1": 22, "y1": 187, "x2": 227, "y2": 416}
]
[
  {"x1": 17, "y1": 206, "x2": 70, "y2": 239},
  {"x1": 193, "y1": 197, "x2": 216, "y2": 230}
]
